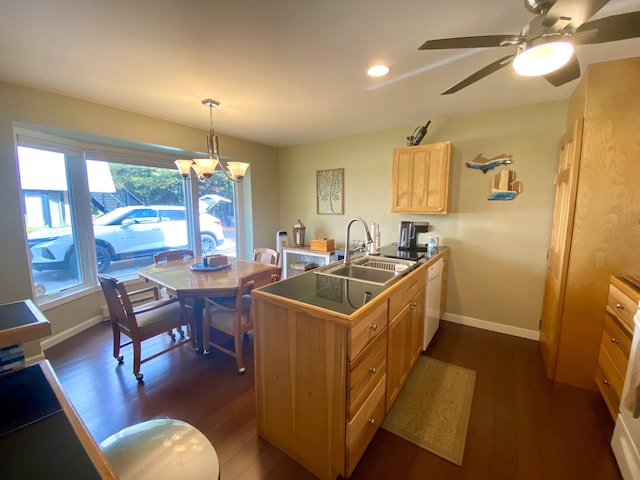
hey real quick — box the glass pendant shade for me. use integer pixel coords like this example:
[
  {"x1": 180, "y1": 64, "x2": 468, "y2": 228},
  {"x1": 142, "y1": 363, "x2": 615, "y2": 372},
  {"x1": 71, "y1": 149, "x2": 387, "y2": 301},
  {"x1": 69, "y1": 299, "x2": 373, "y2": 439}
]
[
  {"x1": 193, "y1": 158, "x2": 219, "y2": 179},
  {"x1": 226, "y1": 162, "x2": 250, "y2": 181},
  {"x1": 174, "y1": 159, "x2": 194, "y2": 178}
]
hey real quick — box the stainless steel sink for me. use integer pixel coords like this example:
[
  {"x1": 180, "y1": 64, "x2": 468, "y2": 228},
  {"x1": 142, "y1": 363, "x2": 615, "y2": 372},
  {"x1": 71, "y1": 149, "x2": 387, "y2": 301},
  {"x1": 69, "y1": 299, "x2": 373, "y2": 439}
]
[{"x1": 314, "y1": 255, "x2": 416, "y2": 286}]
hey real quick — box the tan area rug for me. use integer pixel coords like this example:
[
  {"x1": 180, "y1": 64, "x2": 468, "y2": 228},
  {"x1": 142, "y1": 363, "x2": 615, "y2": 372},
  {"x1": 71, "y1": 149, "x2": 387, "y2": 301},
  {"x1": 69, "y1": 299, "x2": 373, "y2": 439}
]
[{"x1": 381, "y1": 356, "x2": 476, "y2": 465}]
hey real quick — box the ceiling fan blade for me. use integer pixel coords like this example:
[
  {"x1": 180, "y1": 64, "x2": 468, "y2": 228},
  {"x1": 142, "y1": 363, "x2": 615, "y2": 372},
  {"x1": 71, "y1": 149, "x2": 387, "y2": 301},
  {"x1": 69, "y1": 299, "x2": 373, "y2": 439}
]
[
  {"x1": 544, "y1": 55, "x2": 581, "y2": 86},
  {"x1": 542, "y1": 0, "x2": 609, "y2": 29},
  {"x1": 574, "y1": 11, "x2": 640, "y2": 45},
  {"x1": 419, "y1": 35, "x2": 525, "y2": 50},
  {"x1": 442, "y1": 55, "x2": 515, "y2": 95}
]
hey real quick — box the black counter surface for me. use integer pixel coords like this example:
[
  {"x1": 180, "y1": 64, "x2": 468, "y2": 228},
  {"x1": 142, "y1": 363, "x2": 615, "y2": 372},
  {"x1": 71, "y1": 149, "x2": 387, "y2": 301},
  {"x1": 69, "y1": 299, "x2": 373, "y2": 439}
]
[
  {"x1": 257, "y1": 269, "x2": 387, "y2": 315},
  {"x1": 0, "y1": 365, "x2": 102, "y2": 479},
  {"x1": 258, "y1": 247, "x2": 445, "y2": 315}
]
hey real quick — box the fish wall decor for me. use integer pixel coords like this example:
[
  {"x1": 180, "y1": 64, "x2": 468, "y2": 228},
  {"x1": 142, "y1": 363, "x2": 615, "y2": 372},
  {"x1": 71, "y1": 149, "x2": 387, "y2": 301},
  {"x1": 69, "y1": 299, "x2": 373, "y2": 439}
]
[
  {"x1": 488, "y1": 168, "x2": 522, "y2": 201},
  {"x1": 466, "y1": 153, "x2": 512, "y2": 173}
]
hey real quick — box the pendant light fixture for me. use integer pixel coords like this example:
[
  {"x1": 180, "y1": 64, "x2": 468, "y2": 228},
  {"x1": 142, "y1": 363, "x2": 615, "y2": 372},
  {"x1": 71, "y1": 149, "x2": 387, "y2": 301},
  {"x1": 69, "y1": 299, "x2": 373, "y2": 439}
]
[{"x1": 175, "y1": 99, "x2": 250, "y2": 183}]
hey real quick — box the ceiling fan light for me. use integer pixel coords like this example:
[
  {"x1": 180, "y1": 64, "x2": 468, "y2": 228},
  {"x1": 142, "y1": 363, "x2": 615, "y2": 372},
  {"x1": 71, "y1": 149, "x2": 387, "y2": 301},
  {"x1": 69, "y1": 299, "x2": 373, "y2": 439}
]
[{"x1": 513, "y1": 40, "x2": 574, "y2": 77}]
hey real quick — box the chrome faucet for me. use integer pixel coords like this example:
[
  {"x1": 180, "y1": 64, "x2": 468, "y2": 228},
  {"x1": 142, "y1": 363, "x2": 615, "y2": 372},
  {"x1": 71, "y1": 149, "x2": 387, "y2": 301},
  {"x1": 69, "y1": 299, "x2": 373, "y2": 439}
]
[{"x1": 344, "y1": 217, "x2": 373, "y2": 265}]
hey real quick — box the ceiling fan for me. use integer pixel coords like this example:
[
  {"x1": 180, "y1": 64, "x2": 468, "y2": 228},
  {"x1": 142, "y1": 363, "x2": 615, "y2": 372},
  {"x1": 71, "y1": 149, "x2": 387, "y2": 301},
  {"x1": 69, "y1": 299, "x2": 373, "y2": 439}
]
[{"x1": 419, "y1": 0, "x2": 640, "y2": 94}]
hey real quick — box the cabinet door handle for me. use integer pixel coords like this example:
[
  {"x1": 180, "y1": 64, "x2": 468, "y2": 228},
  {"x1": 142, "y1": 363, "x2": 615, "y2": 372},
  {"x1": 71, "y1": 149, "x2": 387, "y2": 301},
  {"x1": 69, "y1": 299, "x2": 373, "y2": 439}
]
[
  {"x1": 603, "y1": 379, "x2": 610, "y2": 386},
  {"x1": 370, "y1": 323, "x2": 378, "y2": 331},
  {"x1": 368, "y1": 418, "x2": 375, "y2": 425},
  {"x1": 369, "y1": 367, "x2": 377, "y2": 374},
  {"x1": 616, "y1": 303, "x2": 624, "y2": 310},
  {"x1": 611, "y1": 337, "x2": 619, "y2": 344},
  {"x1": 410, "y1": 303, "x2": 417, "y2": 310}
]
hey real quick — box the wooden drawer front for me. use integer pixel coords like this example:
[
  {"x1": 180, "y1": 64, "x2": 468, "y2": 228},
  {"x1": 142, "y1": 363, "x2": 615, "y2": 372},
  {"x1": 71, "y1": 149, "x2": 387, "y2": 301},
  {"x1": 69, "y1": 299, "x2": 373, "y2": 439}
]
[
  {"x1": 350, "y1": 300, "x2": 388, "y2": 361},
  {"x1": 596, "y1": 348, "x2": 625, "y2": 415},
  {"x1": 348, "y1": 331, "x2": 387, "y2": 420},
  {"x1": 388, "y1": 271, "x2": 425, "y2": 319},
  {"x1": 346, "y1": 376, "x2": 386, "y2": 476},
  {"x1": 601, "y1": 313, "x2": 632, "y2": 377},
  {"x1": 607, "y1": 284, "x2": 638, "y2": 331}
]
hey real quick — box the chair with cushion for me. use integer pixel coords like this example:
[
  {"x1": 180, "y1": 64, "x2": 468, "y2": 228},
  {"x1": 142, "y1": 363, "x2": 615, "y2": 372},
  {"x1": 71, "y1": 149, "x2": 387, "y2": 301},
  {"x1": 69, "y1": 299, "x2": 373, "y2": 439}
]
[
  {"x1": 252, "y1": 247, "x2": 281, "y2": 282},
  {"x1": 202, "y1": 270, "x2": 267, "y2": 374},
  {"x1": 153, "y1": 249, "x2": 195, "y2": 337},
  {"x1": 98, "y1": 274, "x2": 194, "y2": 382}
]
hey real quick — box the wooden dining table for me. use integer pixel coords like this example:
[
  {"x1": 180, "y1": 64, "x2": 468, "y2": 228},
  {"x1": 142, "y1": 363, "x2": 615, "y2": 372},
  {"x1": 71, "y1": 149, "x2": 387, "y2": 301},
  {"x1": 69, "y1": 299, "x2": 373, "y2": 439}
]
[{"x1": 137, "y1": 257, "x2": 280, "y2": 350}]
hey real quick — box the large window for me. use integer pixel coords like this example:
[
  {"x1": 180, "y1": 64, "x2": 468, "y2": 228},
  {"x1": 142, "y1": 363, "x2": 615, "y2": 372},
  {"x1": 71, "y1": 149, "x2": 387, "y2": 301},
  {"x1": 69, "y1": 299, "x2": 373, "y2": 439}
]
[{"x1": 17, "y1": 129, "x2": 238, "y2": 304}]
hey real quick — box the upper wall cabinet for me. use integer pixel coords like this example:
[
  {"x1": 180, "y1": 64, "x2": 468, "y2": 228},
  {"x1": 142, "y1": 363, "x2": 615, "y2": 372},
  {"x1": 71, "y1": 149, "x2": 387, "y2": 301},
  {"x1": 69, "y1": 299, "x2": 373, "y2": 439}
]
[{"x1": 391, "y1": 142, "x2": 452, "y2": 214}]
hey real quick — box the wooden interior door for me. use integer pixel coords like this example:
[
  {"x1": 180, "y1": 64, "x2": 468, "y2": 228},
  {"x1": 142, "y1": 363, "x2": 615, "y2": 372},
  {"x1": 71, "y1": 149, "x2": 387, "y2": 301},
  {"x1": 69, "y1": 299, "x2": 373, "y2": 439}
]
[{"x1": 539, "y1": 118, "x2": 584, "y2": 378}]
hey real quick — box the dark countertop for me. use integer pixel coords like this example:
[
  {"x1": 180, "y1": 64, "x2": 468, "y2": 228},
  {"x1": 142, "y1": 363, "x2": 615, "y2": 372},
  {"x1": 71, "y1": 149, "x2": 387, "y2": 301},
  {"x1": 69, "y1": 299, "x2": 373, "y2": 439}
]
[
  {"x1": 257, "y1": 246, "x2": 446, "y2": 315},
  {"x1": 0, "y1": 299, "x2": 51, "y2": 349},
  {"x1": 0, "y1": 364, "x2": 103, "y2": 479}
]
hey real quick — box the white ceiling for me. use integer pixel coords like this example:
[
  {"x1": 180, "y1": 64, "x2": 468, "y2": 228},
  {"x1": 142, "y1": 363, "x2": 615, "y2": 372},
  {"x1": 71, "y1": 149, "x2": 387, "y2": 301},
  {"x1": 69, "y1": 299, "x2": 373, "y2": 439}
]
[{"x1": 0, "y1": 0, "x2": 638, "y2": 147}]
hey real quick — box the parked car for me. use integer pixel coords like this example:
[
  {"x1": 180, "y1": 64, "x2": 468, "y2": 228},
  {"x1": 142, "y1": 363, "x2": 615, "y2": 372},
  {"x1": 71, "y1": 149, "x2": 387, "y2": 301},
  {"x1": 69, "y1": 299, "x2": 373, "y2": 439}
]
[{"x1": 28, "y1": 205, "x2": 224, "y2": 273}]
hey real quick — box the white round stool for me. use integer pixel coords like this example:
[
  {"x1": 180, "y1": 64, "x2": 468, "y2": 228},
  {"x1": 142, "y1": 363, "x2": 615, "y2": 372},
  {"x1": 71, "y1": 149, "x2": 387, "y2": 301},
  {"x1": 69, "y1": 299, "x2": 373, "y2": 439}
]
[{"x1": 99, "y1": 419, "x2": 220, "y2": 480}]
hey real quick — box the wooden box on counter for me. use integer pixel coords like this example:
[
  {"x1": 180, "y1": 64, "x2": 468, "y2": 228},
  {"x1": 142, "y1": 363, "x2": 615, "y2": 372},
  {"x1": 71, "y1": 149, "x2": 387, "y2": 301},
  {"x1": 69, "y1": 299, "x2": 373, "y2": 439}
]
[{"x1": 310, "y1": 239, "x2": 335, "y2": 252}]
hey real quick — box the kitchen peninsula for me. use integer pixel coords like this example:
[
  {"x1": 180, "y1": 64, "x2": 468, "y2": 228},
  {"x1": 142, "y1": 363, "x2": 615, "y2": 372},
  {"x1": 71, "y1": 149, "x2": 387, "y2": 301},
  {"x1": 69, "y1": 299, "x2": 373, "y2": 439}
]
[{"x1": 251, "y1": 247, "x2": 449, "y2": 480}]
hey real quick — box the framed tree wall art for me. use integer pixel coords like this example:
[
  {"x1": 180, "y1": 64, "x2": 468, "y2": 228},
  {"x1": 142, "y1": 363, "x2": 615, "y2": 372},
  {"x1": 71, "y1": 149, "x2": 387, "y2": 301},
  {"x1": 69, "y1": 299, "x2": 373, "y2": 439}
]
[{"x1": 316, "y1": 168, "x2": 344, "y2": 215}]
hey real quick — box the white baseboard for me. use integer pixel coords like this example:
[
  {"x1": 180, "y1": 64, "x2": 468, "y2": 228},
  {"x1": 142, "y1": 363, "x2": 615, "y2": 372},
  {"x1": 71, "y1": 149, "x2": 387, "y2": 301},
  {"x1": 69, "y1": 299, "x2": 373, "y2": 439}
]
[
  {"x1": 442, "y1": 312, "x2": 540, "y2": 341},
  {"x1": 40, "y1": 315, "x2": 104, "y2": 351},
  {"x1": 37, "y1": 311, "x2": 539, "y2": 353}
]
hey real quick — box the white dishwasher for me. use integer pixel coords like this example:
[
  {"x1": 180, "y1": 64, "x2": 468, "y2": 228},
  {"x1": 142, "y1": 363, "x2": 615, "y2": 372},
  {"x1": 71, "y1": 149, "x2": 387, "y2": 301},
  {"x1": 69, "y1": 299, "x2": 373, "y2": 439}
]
[{"x1": 423, "y1": 258, "x2": 443, "y2": 350}]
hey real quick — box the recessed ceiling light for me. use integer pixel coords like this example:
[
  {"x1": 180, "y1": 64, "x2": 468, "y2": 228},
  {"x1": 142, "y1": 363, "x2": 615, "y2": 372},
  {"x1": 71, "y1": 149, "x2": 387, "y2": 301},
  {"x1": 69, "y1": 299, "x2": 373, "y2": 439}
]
[{"x1": 368, "y1": 65, "x2": 390, "y2": 77}]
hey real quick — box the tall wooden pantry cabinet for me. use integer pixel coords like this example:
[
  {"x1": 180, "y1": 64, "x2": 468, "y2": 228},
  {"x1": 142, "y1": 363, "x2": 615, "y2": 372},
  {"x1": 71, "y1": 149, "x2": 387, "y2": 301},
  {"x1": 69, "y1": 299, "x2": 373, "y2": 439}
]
[{"x1": 539, "y1": 57, "x2": 640, "y2": 390}]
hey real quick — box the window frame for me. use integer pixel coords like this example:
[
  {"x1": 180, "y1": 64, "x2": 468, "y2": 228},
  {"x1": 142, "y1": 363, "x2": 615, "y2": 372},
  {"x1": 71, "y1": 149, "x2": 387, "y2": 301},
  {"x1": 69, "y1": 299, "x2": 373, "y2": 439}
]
[{"x1": 15, "y1": 126, "x2": 230, "y2": 308}]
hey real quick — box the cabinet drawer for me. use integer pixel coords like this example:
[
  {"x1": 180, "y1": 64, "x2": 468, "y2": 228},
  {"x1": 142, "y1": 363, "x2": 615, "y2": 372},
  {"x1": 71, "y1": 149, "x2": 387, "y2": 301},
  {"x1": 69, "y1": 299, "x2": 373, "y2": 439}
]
[
  {"x1": 596, "y1": 347, "x2": 625, "y2": 413},
  {"x1": 601, "y1": 312, "x2": 632, "y2": 378},
  {"x1": 350, "y1": 300, "x2": 388, "y2": 361},
  {"x1": 348, "y1": 331, "x2": 387, "y2": 420},
  {"x1": 607, "y1": 284, "x2": 638, "y2": 332},
  {"x1": 388, "y1": 271, "x2": 425, "y2": 319},
  {"x1": 346, "y1": 376, "x2": 386, "y2": 476}
]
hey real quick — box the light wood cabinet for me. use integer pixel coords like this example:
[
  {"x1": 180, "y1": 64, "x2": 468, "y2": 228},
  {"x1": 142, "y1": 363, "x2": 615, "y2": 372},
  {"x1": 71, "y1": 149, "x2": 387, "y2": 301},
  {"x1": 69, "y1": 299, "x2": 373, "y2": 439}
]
[
  {"x1": 386, "y1": 274, "x2": 425, "y2": 409},
  {"x1": 596, "y1": 276, "x2": 637, "y2": 419},
  {"x1": 391, "y1": 142, "x2": 452, "y2": 214},
  {"x1": 539, "y1": 58, "x2": 640, "y2": 390},
  {"x1": 253, "y1": 250, "x2": 447, "y2": 480}
]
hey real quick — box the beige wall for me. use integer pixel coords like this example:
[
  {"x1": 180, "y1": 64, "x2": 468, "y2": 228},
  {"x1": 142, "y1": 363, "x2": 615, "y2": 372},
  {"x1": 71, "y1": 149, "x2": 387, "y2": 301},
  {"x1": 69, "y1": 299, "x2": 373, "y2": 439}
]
[
  {"x1": 279, "y1": 100, "x2": 568, "y2": 334},
  {"x1": 0, "y1": 79, "x2": 568, "y2": 349},
  {"x1": 0, "y1": 81, "x2": 279, "y2": 353}
]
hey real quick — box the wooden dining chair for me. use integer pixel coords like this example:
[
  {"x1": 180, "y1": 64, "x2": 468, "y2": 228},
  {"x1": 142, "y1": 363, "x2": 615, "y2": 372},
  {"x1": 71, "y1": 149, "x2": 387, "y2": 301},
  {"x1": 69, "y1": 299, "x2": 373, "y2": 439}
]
[
  {"x1": 253, "y1": 247, "x2": 281, "y2": 282},
  {"x1": 153, "y1": 249, "x2": 195, "y2": 337},
  {"x1": 98, "y1": 274, "x2": 194, "y2": 382},
  {"x1": 202, "y1": 270, "x2": 267, "y2": 374},
  {"x1": 153, "y1": 249, "x2": 194, "y2": 263}
]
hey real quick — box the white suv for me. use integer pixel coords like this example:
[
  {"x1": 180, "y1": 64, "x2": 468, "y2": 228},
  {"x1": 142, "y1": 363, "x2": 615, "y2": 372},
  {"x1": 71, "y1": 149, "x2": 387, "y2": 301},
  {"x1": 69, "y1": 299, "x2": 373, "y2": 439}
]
[{"x1": 28, "y1": 205, "x2": 224, "y2": 273}]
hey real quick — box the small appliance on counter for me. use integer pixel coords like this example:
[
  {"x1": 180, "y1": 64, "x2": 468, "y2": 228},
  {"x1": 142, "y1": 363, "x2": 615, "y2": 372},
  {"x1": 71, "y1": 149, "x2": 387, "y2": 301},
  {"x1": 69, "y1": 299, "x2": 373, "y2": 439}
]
[{"x1": 398, "y1": 221, "x2": 430, "y2": 251}]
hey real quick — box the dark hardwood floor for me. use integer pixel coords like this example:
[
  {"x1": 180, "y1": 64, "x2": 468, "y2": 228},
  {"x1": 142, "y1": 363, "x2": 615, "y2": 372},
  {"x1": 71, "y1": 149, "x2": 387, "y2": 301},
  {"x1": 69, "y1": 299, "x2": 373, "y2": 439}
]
[{"x1": 44, "y1": 320, "x2": 622, "y2": 480}]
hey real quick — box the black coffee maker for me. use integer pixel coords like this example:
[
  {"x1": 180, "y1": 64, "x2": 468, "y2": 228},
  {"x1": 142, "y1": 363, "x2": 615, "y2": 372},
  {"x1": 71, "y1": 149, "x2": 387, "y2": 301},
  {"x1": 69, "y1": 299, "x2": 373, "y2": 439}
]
[{"x1": 398, "y1": 221, "x2": 430, "y2": 251}]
